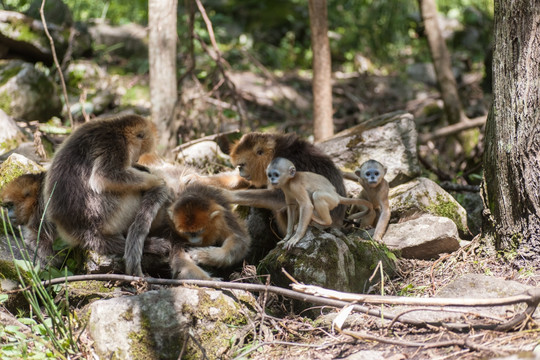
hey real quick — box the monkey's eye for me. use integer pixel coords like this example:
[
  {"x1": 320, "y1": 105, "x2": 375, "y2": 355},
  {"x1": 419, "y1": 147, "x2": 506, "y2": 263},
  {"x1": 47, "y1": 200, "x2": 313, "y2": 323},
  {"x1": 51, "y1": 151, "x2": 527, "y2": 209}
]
[
  {"x1": 256, "y1": 149, "x2": 264, "y2": 156},
  {"x1": 136, "y1": 132, "x2": 146, "y2": 139},
  {"x1": 237, "y1": 163, "x2": 245, "y2": 169},
  {"x1": 373, "y1": 171, "x2": 379, "y2": 176},
  {"x1": 1, "y1": 202, "x2": 14, "y2": 210}
]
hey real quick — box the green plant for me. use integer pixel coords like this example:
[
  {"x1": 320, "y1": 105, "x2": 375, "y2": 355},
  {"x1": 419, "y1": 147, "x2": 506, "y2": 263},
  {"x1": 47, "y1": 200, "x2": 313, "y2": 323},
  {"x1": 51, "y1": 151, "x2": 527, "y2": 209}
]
[{"x1": 1, "y1": 209, "x2": 79, "y2": 357}]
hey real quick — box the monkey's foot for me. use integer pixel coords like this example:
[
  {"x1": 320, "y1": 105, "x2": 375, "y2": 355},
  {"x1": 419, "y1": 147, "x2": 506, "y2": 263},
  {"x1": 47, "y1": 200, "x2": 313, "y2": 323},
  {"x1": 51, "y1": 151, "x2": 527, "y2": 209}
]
[
  {"x1": 283, "y1": 236, "x2": 301, "y2": 250},
  {"x1": 188, "y1": 247, "x2": 230, "y2": 268},
  {"x1": 124, "y1": 259, "x2": 144, "y2": 278}
]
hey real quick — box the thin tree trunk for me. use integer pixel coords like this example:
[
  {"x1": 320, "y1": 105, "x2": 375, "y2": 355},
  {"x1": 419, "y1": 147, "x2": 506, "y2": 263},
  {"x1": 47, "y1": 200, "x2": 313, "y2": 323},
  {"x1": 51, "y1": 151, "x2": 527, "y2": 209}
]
[
  {"x1": 308, "y1": 0, "x2": 333, "y2": 141},
  {"x1": 483, "y1": 1, "x2": 540, "y2": 260},
  {"x1": 149, "y1": 0, "x2": 178, "y2": 155},
  {"x1": 418, "y1": 0, "x2": 466, "y2": 125}
]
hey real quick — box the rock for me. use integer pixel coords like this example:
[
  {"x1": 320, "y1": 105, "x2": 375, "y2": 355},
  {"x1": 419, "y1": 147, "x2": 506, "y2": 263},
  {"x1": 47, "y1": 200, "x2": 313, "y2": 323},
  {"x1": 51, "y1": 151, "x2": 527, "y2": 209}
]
[
  {"x1": 381, "y1": 214, "x2": 461, "y2": 259},
  {"x1": 25, "y1": 0, "x2": 73, "y2": 27},
  {"x1": 0, "y1": 60, "x2": 62, "y2": 122},
  {"x1": 88, "y1": 286, "x2": 256, "y2": 360},
  {"x1": 64, "y1": 60, "x2": 116, "y2": 119},
  {"x1": 259, "y1": 227, "x2": 396, "y2": 294},
  {"x1": 395, "y1": 274, "x2": 535, "y2": 325},
  {"x1": 318, "y1": 111, "x2": 421, "y2": 187},
  {"x1": 88, "y1": 20, "x2": 147, "y2": 58},
  {"x1": 390, "y1": 177, "x2": 470, "y2": 238},
  {"x1": 0, "y1": 153, "x2": 44, "y2": 191},
  {"x1": 176, "y1": 140, "x2": 230, "y2": 171},
  {"x1": 0, "y1": 109, "x2": 26, "y2": 156},
  {"x1": 0, "y1": 10, "x2": 68, "y2": 65}
]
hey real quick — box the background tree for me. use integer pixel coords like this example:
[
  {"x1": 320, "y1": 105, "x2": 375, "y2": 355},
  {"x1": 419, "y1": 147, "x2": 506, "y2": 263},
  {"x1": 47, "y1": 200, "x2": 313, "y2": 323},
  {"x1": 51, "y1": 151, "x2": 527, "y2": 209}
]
[
  {"x1": 418, "y1": 0, "x2": 466, "y2": 125},
  {"x1": 308, "y1": 0, "x2": 333, "y2": 141},
  {"x1": 483, "y1": 1, "x2": 540, "y2": 261},
  {"x1": 149, "y1": 0, "x2": 178, "y2": 155}
]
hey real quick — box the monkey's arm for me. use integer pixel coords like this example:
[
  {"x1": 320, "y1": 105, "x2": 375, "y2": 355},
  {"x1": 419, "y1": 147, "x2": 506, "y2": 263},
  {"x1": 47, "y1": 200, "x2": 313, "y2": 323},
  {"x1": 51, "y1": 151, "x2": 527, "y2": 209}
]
[
  {"x1": 124, "y1": 185, "x2": 172, "y2": 276},
  {"x1": 193, "y1": 172, "x2": 252, "y2": 190},
  {"x1": 284, "y1": 185, "x2": 313, "y2": 250},
  {"x1": 225, "y1": 188, "x2": 286, "y2": 211},
  {"x1": 90, "y1": 157, "x2": 163, "y2": 193},
  {"x1": 341, "y1": 171, "x2": 359, "y2": 181},
  {"x1": 170, "y1": 244, "x2": 213, "y2": 280}
]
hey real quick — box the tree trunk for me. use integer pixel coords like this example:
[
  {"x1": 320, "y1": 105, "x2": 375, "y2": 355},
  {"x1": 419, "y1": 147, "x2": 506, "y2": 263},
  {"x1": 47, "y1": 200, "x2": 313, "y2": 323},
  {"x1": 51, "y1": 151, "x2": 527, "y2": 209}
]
[
  {"x1": 418, "y1": 0, "x2": 466, "y2": 125},
  {"x1": 308, "y1": 0, "x2": 333, "y2": 141},
  {"x1": 149, "y1": 0, "x2": 178, "y2": 155},
  {"x1": 483, "y1": 1, "x2": 540, "y2": 261}
]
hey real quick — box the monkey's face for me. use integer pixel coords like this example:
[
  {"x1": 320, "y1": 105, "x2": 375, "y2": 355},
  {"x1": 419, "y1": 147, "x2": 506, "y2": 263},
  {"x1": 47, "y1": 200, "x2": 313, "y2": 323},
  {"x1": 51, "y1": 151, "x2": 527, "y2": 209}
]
[
  {"x1": 127, "y1": 120, "x2": 157, "y2": 163},
  {"x1": 170, "y1": 202, "x2": 223, "y2": 246},
  {"x1": 0, "y1": 176, "x2": 41, "y2": 225},
  {"x1": 230, "y1": 134, "x2": 276, "y2": 188},
  {"x1": 355, "y1": 161, "x2": 386, "y2": 188},
  {"x1": 266, "y1": 158, "x2": 296, "y2": 189}
]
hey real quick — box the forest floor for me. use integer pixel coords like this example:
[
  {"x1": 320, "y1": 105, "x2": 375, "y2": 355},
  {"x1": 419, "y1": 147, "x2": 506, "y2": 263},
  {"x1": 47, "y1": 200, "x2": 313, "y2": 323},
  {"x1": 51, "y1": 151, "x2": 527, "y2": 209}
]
[{"x1": 242, "y1": 238, "x2": 540, "y2": 360}]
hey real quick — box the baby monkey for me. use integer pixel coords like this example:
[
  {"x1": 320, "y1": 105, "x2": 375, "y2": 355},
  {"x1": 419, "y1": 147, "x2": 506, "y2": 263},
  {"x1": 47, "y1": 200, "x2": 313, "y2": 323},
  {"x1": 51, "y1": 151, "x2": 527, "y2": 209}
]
[
  {"x1": 266, "y1": 157, "x2": 372, "y2": 250},
  {"x1": 168, "y1": 183, "x2": 251, "y2": 280},
  {"x1": 350, "y1": 159, "x2": 390, "y2": 241}
]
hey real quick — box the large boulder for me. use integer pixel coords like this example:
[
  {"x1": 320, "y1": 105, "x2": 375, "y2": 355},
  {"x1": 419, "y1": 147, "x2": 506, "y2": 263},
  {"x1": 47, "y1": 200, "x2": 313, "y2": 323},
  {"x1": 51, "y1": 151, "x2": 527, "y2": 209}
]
[
  {"x1": 381, "y1": 214, "x2": 461, "y2": 259},
  {"x1": 64, "y1": 60, "x2": 116, "y2": 119},
  {"x1": 88, "y1": 286, "x2": 257, "y2": 360},
  {"x1": 318, "y1": 111, "x2": 421, "y2": 187},
  {"x1": 88, "y1": 20, "x2": 147, "y2": 58},
  {"x1": 390, "y1": 177, "x2": 470, "y2": 238},
  {"x1": 0, "y1": 60, "x2": 62, "y2": 122},
  {"x1": 0, "y1": 109, "x2": 26, "y2": 156},
  {"x1": 259, "y1": 227, "x2": 396, "y2": 294},
  {"x1": 0, "y1": 10, "x2": 67, "y2": 65}
]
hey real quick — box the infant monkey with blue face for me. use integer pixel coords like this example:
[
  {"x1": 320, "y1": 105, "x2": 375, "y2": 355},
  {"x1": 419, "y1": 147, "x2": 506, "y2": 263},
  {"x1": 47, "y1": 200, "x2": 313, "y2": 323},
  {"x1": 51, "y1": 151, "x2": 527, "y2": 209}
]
[{"x1": 266, "y1": 157, "x2": 390, "y2": 249}]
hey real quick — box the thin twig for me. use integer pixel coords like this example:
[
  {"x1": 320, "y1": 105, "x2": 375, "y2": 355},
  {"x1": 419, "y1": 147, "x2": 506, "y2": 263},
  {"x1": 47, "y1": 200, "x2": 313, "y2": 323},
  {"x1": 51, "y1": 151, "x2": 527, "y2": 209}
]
[{"x1": 39, "y1": 0, "x2": 73, "y2": 127}]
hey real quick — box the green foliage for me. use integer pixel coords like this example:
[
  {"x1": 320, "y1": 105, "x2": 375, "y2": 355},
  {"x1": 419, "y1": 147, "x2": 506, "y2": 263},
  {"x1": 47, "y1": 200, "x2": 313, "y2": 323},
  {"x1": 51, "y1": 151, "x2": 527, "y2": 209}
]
[{"x1": 1, "y1": 209, "x2": 79, "y2": 357}]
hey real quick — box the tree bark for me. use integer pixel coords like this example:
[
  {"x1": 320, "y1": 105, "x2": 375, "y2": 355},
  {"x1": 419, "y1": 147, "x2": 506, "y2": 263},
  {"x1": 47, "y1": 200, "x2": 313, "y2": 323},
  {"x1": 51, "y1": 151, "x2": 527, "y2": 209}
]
[
  {"x1": 483, "y1": 1, "x2": 540, "y2": 260},
  {"x1": 418, "y1": 0, "x2": 466, "y2": 125},
  {"x1": 149, "y1": 0, "x2": 178, "y2": 155},
  {"x1": 308, "y1": 0, "x2": 333, "y2": 141}
]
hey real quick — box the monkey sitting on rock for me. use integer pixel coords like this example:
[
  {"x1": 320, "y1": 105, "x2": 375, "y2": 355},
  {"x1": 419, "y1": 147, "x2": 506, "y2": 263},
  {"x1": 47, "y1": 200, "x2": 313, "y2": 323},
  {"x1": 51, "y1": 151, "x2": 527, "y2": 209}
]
[
  {"x1": 349, "y1": 159, "x2": 391, "y2": 241},
  {"x1": 265, "y1": 157, "x2": 372, "y2": 250}
]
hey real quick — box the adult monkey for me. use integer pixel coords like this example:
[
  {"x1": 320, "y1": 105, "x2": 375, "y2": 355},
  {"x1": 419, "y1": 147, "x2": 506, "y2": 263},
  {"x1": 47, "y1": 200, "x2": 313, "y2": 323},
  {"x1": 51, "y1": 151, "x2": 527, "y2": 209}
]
[{"x1": 44, "y1": 114, "x2": 171, "y2": 276}]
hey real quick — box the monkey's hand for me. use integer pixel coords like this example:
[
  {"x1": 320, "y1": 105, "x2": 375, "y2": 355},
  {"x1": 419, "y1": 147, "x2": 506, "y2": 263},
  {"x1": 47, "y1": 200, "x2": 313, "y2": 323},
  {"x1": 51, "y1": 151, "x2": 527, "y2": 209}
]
[
  {"x1": 283, "y1": 235, "x2": 301, "y2": 250},
  {"x1": 189, "y1": 246, "x2": 229, "y2": 268}
]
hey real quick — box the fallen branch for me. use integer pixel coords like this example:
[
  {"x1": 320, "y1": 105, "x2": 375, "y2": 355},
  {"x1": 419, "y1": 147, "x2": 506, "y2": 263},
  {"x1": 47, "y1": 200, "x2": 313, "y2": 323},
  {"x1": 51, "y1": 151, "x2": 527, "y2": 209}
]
[
  {"x1": 37, "y1": 274, "x2": 540, "y2": 332},
  {"x1": 420, "y1": 116, "x2": 486, "y2": 143}
]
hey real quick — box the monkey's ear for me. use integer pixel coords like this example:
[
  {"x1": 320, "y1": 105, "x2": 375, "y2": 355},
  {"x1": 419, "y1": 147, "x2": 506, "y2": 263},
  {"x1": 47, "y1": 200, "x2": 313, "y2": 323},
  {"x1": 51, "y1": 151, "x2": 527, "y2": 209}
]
[
  {"x1": 288, "y1": 166, "x2": 296, "y2": 177},
  {"x1": 209, "y1": 210, "x2": 221, "y2": 220},
  {"x1": 354, "y1": 169, "x2": 361, "y2": 177}
]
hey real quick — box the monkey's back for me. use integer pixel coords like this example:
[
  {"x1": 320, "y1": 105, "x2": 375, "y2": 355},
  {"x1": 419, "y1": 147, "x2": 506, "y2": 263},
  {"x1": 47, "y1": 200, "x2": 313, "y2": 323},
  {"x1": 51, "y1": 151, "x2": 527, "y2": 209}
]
[
  {"x1": 273, "y1": 134, "x2": 347, "y2": 222},
  {"x1": 44, "y1": 117, "x2": 141, "y2": 242}
]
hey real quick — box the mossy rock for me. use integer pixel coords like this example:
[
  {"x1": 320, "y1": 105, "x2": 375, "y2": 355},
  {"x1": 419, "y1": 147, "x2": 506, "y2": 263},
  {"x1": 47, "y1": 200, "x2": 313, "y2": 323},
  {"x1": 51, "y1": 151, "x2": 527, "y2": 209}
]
[
  {"x1": 389, "y1": 177, "x2": 470, "y2": 238},
  {"x1": 258, "y1": 227, "x2": 397, "y2": 295}
]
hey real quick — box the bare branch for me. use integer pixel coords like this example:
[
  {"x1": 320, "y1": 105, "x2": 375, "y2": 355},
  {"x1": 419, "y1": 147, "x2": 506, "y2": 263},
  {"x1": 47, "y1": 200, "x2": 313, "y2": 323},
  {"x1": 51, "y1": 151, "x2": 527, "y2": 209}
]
[{"x1": 39, "y1": 0, "x2": 73, "y2": 128}]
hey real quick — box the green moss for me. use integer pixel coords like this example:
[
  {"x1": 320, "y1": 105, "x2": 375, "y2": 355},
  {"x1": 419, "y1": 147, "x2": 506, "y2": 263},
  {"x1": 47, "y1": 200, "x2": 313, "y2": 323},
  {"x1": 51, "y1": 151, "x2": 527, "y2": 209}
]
[
  {"x1": 125, "y1": 312, "x2": 161, "y2": 360},
  {"x1": 427, "y1": 193, "x2": 465, "y2": 232},
  {"x1": 0, "y1": 62, "x2": 23, "y2": 87},
  {"x1": 0, "y1": 90, "x2": 12, "y2": 114}
]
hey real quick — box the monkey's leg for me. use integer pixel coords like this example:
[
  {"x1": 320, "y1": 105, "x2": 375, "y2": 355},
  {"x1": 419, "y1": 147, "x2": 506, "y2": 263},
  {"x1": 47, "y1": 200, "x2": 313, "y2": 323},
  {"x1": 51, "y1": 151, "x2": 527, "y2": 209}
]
[
  {"x1": 170, "y1": 245, "x2": 213, "y2": 280},
  {"x1": 125, "y1": 185, "x2": 171, "y2": 277},
  {"x1": 189, "y1": 235, "x2": 250, "y2": 268},
  {"x1": 373, "y1": 202, "x2": 391, "y2": 241},
  {"x1": 285, "y1": 202, "x2": 313, "y2": 250},
  {"x1": 311, "y1": 192, "x2": 337, "y2": 226}
]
